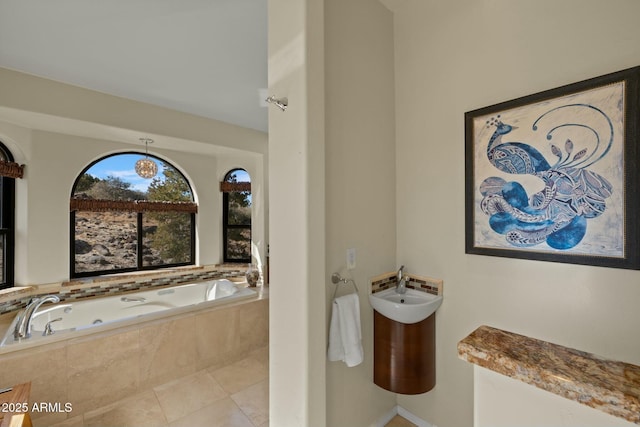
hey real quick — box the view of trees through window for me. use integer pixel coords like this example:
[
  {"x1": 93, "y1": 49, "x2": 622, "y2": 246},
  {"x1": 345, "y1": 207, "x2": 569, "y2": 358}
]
[
  {"x1": 72, "y1": 153, "x2": 195, "y2": 276},
  {"x1": 224, "y1": 169, "x2": 252, "y2": 262}
]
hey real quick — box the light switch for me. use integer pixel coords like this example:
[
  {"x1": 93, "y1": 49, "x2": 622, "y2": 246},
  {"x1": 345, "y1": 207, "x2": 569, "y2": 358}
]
[{"x1": 347, "y1": 248, "x2": 356, "y2": 270}]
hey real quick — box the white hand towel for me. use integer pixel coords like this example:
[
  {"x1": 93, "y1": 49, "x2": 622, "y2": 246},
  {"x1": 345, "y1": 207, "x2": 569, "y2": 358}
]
[{"x1": 327, "y1": 293, "x2": 363, "y2": 367}]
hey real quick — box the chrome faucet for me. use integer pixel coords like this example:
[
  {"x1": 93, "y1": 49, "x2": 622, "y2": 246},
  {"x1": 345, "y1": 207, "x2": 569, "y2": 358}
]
[
  {"x1": 396, "y1": 265, "x2": 407, "y2": 294},
  {"x1": 43, "y1": 318, "x2": 63, "y2": 336},
  {"x1": 13, "y1": 295, "x2": 60, "y2": 340}
]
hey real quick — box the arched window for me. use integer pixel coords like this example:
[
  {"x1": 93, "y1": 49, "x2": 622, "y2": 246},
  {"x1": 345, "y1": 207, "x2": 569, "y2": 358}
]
[
  {"x1": 0, "y1": 142, "x2": 16, "y2": 289},
  {"x1": 70, "y1": 153, "x2": 196, "y2": 278},
  {"x1": 221, "y1": 169, "x2": 251, "y2": 263}
]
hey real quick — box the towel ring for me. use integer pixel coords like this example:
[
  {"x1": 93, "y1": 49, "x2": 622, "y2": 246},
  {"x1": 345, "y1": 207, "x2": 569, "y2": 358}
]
[{"x1": 331, "y1": 272, "x2": 359, "y2": 300}]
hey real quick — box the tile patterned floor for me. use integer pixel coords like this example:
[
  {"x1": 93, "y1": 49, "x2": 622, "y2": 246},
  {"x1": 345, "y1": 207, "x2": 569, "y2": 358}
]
[
  {"x1": 48, "y1": 346, "x2": 269, "y2": 427},
  {"x1": 385, "y1": 415, "x2": 417, "y2": 427}
]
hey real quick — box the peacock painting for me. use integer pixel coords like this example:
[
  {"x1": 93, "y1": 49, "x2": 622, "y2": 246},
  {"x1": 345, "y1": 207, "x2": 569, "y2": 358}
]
[{"x1": 469, "y1": 81, "x2": 626, "y2": 258}]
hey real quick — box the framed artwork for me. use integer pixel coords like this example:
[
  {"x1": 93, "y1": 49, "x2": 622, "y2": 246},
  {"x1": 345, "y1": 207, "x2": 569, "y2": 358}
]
[{"x1": 465, "y1": 66, "x2": 640, "y2": 269}]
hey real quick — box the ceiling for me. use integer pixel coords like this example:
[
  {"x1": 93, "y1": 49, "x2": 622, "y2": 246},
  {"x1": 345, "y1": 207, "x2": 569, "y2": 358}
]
[{"x1": 0, "y1": 0, "x2": 268, "y2": 133}]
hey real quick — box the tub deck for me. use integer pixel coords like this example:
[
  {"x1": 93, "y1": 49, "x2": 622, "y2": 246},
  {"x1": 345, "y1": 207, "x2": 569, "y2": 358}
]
[{"x1": 0, "y1": 280, "x2": 263, "y2": 354}]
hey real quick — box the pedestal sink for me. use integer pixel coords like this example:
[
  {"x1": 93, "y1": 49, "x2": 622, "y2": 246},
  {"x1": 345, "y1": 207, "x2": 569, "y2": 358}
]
[{"x1": 369, "y1": 288, "x2": 442, "y2": 324}]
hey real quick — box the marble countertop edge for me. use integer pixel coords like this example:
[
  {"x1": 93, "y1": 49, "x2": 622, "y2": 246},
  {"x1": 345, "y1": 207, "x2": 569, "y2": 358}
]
[{"x1": 458, "y1": 325, "x2": 640, "y2": 425}]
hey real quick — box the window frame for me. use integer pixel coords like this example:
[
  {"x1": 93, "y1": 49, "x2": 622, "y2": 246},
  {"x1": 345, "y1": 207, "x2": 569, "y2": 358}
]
[
  {"x1": 70, "y1": 152, "x2": 196, "y2": 278},
  {"x1": 222, "y1": 169, "x2": 252, "y2": 264},
  {"x1": 0, "y1": 142, "x2": 15, "y2": 289}
]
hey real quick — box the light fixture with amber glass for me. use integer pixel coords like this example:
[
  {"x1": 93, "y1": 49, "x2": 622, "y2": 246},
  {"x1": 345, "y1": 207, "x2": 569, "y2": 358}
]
[{"x1": 135, "y1": 138, "x2": 158, "y2": 179}]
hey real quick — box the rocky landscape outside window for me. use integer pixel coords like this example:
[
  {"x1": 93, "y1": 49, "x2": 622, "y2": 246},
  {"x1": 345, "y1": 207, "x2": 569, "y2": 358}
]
[{"x1": 70, "y1": 153, "x2": 196, "y2": 278}]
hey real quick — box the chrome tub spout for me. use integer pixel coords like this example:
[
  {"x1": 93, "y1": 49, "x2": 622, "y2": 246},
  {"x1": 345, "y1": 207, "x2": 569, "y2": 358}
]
[{"x1": 14, "y1": 295, "x2": 60, "y2": 340}]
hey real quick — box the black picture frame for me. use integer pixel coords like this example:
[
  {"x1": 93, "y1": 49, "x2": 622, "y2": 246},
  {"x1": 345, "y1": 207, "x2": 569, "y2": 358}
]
[{"x1": 465, "y1": 66, "x2": 640, "y2": 269}]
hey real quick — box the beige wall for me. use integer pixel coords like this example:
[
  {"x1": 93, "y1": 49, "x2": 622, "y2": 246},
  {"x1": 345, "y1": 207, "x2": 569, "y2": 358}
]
[
  {"x1": 391, "y1": 1, "x2": 640, "y2": 426},
  {"x1": 325, "y1": 0, "x2": 398, "y2": 426},
  {"x1": 0, "y1": 68, "x2": 267, "y2": 154},
  {"x1": 474, "y1": 367, "x2": 635, "y2": 427},
  {"x1": 268, "y1": 0, "x2": 398, "y2": 425},
  {"x1": 267, "y1": 0, "x2": 327, "y2": 425}
]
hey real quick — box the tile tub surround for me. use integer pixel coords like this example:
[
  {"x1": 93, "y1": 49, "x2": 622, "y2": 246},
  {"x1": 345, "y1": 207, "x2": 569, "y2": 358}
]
[
  {"x1": 370, "y1": 271, "x2": 443, "y2": 296},
  {"x1": 0, "y1": 264, "x2": 247, "y2": 317},
  {"x1": 458, "y1": 325, "x2": 640, "y2": 425},
  {"x1": 0, "y1": 295, "x2": 268, "y2": 426}
]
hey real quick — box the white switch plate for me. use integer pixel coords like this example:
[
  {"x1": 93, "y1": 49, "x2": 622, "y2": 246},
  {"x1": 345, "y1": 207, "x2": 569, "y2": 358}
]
[{"x1": 346, "y1": 248, "x2": 356, "y2": 270}]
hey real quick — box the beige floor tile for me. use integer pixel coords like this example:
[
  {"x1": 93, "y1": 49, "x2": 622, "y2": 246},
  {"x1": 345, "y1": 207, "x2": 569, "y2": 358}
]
[
  {"x1": 231, "y1": 379, "x2": 269, "y2": 427},
  {"x1": 210, "y1": 355, "x2": 269, "y2": 395},
  {"x1": 44, "y1": 340, "x2": 270, "y2": 427},
  {"x1": 40, "y1": 414, "x2": 84, "y2": 427},
  {"x1": 31, "y1": 410, "x2": 69, "y2": 427},
  {"x1": 153, "y1": 370, "x2": 228, "y2": 423},
  {"x1": 249, "y1": 346, "x2": 269, "y2": 368},
  {"x1": 385, "y1": 415, "x2": 417, "y2": 427},
  {"x1": 83, "y1": 391, "x2": 168, "y2": 427},
  {"x1": 168, "y1": 398, "x2": 254, "y2": 427},
  {"x1": 45, "y1": 415, "x2": 84, "y2": 427}
]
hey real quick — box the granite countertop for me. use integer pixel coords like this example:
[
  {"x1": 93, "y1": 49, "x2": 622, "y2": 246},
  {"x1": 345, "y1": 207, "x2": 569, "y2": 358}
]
[{"x1": 458, "y1": 325, "x2": 640, "y2": 425}]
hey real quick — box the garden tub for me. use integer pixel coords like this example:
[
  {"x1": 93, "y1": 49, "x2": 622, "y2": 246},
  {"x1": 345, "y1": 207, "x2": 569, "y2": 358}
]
[{"x1": 0, "y1": 279, "x2": 256, "y2": 348}]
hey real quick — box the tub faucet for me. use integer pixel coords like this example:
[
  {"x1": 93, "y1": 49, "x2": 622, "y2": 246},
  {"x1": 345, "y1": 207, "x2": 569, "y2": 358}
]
[
  {"x1": 13, "y1": 295, "x2": 60, "y2": 340},
  {"x1": 396, "y1": 265, "x2": 407, "y2": 295}
]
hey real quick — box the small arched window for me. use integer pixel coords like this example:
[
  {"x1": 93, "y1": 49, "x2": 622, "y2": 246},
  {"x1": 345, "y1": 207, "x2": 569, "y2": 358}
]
[
  {"x1": 70, "y1": 153, "x2": 196, "y2": 278},
  {"x1": 0, "y1": 142, "x2": 16, "y2": 289},
  {"x1": 221, "y1": 169, "x2": 251, "y2": 263}
]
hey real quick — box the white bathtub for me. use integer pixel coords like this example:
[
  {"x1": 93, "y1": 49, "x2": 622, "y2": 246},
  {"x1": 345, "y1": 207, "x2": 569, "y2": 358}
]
[{"x1": 0, "y1": 279, "x2": 256, "y2": 348}]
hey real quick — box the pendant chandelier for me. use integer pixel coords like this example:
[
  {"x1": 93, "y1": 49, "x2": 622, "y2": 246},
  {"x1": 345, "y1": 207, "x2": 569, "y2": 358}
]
[{"x1": 135, "y1": 138, "x2": 158, "y2": 179}]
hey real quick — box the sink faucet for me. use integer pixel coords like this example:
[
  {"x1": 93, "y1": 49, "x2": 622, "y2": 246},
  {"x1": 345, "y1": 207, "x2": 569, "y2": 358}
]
[
  {"x1": 13, "y1": 295, "x2": 60, "y2": 340},
  {"x1": 396, "y1": 265, "x2": 407, "y2": 294}
]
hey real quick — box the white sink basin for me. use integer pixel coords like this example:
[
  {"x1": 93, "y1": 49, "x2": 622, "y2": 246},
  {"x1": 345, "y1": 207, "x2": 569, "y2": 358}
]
[{"x1": 369, "y1": 287, "x2": 442, "y2": 324}]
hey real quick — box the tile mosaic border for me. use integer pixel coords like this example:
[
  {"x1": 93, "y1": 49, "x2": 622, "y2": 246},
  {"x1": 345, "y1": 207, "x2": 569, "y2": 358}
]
[
  {"x1": 0, "y1": 265, "x2": 246, "y2": 317},
  {"x1": 370, "y1": 272, "x2": 398, "y2": 294},
  {"x1": 370, "y1": 271, "x2": 443, "y2": 296}
]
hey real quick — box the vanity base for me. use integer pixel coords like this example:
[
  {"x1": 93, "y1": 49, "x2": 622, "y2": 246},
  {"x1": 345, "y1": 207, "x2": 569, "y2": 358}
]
[{"x1": 373, "y1": 310, "x2": 435, "y2": 394}]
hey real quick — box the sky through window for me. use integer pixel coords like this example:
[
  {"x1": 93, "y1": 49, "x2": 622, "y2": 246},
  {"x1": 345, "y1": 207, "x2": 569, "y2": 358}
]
[{"x1": 84, "y1": 154, "x2": 165, "y2": 192}]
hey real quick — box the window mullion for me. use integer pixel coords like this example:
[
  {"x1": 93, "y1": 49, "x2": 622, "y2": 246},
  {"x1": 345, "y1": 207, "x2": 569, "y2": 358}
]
[
  {"x1": 0, "y1": 231, "x2": 6, "y2": 287},
  {"x1": 137, "y1": 212, "x2": 144, "y2": 269}
]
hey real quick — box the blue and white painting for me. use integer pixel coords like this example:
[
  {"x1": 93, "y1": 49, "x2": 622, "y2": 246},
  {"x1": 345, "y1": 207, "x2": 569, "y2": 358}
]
[{"x1": 473, "y1": 82, "x2": 625, "y2": 257}]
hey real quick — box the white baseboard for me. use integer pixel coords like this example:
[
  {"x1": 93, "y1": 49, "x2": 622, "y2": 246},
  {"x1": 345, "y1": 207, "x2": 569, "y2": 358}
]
[
  {"x1": 369, "y1": 406, "x2": 398, "y2": 427},
  {"x1": 397, "y1": 406, "x2": 435, "y2": 427},
  {"x1": 370, "y1": 405, "x2": 435, "y2": 427}
]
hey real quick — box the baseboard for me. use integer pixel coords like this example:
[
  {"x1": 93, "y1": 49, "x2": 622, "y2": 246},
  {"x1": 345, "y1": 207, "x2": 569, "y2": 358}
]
[
  {"x1": 370, "y1": 405, "x2": 435, "y2": 427},
  {"x1": 397, "y1": 406, "x2": 435, "y2": 427},
  {"x1": 369, "y1": 406, "x2": 398, "y2": 427}
]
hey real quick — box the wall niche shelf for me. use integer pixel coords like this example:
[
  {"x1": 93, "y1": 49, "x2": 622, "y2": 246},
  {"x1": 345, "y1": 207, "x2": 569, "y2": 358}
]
[{"x1": 458, "y1": 325, "x2": 640, "y2": 425}]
